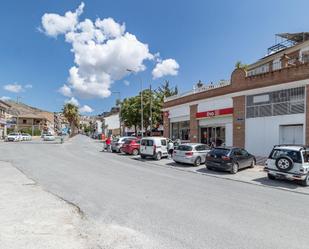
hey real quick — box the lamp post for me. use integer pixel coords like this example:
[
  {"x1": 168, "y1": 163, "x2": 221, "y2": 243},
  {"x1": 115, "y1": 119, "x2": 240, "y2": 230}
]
[{"x1": 126, "y1": 69, "x2": 143, "y2": 137}]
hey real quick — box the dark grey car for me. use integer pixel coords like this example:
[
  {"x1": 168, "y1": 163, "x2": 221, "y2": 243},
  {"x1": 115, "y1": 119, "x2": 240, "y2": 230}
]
[{"x1": 205, "y1": 147, "x2": 256, "y2": 174}]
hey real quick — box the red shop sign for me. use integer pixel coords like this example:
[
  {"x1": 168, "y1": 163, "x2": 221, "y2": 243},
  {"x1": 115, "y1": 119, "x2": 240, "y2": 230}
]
[{"x1": 196, "y1": 107, "x2": 233, "y2": 119}]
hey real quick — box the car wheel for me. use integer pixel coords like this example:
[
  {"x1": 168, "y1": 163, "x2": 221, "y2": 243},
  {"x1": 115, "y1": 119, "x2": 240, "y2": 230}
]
[
  {"x1": 194, "y1": 157, "x2": 201, "y2": 167},
  {"x1": 132, "y1": 149, "x2": 139, "y2": 156},
  {"x1": 301, "y1": 174, "x2": 309, "y2": 186},
  {"x1": 250, "y1": 159, "x2": 256, "y2": 168},
  {"x1": 155, "y1": 152, "x2": 162, "y2": 160},
  {"x1": 275, "y1": 156, "x2": 293, "y2": 172},
  {"x1": 267, "y1": 173, "x2": 276, "y2": 180},
  {"x1": 230, "y1": 163, "x2": 239, "y2": 174}
]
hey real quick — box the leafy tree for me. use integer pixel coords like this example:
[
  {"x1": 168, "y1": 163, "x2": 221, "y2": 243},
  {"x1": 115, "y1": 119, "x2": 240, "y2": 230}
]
[{"x1": 63, "y1": 103, "x2": 79, "y2": 136}]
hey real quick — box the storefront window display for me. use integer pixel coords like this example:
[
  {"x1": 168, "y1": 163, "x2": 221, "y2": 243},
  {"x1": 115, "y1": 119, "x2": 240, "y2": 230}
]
[{"x1": 171, "y1": 121, "x2": 190, "y2": 141}]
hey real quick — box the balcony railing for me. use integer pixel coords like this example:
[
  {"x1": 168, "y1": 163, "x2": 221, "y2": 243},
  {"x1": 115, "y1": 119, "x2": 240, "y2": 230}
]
[
  {"x1": 165, "y1": 80, "x2": 231, "y2": 102},
  {"x1": 247, "y1": 55, "x2": 309, "y2": 77}
]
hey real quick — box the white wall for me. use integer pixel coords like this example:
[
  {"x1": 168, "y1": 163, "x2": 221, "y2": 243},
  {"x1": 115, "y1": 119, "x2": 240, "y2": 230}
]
[
  {"x1": 245, "y1": 114, "x2": 305, "y2": 156},
  {"x1": 197, "y1": 97, "x2": 232, "y2": 112},
  {"x1": 104, "y1": 114, "x2": 120, "y2": 130}
]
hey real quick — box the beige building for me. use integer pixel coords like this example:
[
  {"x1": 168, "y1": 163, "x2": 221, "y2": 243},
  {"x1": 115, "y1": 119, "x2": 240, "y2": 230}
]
[{"x1": 0, "y1": 100, "x2": 11, "y2": 139}]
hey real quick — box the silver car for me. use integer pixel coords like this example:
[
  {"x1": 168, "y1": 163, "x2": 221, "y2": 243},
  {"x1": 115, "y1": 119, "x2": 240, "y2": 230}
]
[
  {"x1": 173, "y1": 143, "x2": 211, "y2": 166},
  {"x1": 111, "y1": 136, "x2": 136, "y2": 153}
]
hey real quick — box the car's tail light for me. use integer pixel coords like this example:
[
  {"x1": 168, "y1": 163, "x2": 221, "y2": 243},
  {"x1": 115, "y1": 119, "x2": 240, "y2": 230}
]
[
  {"x1": 206, "y1": 154, "x2": 212, "y2": 160},
  {"x1": 185, "y1": 152, "x2": 193, "y2": 156},
  {"x1": 222, "y1": 156, "x2": 230, "y2": 161}
]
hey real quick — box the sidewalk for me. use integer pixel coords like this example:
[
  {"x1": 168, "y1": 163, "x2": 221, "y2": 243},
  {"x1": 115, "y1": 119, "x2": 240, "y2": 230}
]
[{"x1": 0, "y1": 161, "x2": 88, "y2": 249}]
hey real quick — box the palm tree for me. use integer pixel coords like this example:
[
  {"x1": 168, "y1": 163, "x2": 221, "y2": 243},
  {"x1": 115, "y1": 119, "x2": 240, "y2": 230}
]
[{"x1": 63, "y1": 103, "x2": 79, "y2": 137}]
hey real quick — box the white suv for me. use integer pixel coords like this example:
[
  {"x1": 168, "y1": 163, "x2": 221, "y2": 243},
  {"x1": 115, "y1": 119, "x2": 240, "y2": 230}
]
[
  {"x1": 265, "y1": 145, "x2": 309, "y2": 186},
  {"x1": 140, "y1": 137, "x2": 168, "y2": 160}
]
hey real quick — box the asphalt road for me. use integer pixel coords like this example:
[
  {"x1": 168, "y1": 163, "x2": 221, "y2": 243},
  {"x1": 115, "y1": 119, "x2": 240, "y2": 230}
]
[{"x1": 1, "y1": 135, "x2": 309, "y2": 249}]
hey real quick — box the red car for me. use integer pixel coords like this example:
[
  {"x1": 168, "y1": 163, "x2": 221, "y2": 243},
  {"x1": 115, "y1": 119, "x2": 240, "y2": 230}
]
[{"x1": 121, "y1": 139, "x2": 140, "y2": 155}]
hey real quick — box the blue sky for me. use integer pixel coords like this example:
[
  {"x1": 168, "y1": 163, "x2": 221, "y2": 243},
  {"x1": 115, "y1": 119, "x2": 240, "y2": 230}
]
[{"x1": 0, "y1": 0, "x2": 308, "y2": 114}]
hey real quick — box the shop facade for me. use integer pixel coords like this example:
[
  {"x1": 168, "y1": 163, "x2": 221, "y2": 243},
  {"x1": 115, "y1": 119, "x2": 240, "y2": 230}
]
[{"x1": 163, "y1": 34, "x2": 309, "y2": 156}]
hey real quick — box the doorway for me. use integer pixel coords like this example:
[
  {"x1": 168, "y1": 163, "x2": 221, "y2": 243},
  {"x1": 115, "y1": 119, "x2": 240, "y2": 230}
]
[{"x1": 200, "y1": 126, "x2": 225, "y2": 147}]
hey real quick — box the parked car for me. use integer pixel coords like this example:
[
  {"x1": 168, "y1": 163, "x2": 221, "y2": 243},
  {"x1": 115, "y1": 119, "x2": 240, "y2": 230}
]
[
  {"x1": 140, "y1": 137, "x2": 168, "y2": 160},
  {"x1": 6, "y1": 133, "x2": 22, "y2": 142},
  {"x1": 205, "y1": 147, "x2": 256, "y2": 174},
  {"x1": 173, "y1": 143, "x2": 211, "y2": 166},
  {"x1": 111, "y1": 136, "x2": 136, "y2": 153},
  {"x1": 43, "y1": 134, "x2": 55, "y2": 141},
  {"x1": 264, "y1": 145, "x2": 309, "y2": 186},
  {"x1": 21, "y1": 133, "x2": 32, "y2": 141},
  {"x1": 121, "y1": 139, "x2": 140, "y2": 155}
]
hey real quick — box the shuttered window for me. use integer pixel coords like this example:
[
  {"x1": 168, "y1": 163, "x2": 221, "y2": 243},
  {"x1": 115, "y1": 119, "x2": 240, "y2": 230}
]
[{"x1": 246, "y1": 87, "x2": 305, "y2": 118}]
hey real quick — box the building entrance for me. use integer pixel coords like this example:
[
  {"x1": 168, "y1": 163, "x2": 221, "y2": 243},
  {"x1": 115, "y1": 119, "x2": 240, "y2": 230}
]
[{"x1": 200, "y1": 126, "x2": 225, "y2": 147}]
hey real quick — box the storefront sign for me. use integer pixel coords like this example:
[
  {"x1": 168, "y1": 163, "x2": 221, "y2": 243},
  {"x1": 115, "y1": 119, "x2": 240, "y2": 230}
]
[{"x1": 196, "y1": 107, "x2": 233, "y2": 119}]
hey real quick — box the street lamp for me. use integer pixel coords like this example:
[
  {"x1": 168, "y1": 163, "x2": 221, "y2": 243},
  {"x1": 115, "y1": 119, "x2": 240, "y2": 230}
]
[{"x1": 126, "y1": 69, "x2": 143, "y2": 137}]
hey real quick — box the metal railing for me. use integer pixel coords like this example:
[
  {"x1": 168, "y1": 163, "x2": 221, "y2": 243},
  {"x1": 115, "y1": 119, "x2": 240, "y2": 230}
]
[{"x1": 165, "y1": 80, "x2": 231, "y2": 102}]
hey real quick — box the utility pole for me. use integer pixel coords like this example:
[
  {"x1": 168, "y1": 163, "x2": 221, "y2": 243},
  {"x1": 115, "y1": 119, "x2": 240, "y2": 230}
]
[
  {"x1": 150, "y1": 83, "x2": 152, "y2": 136},
  {"x1": 16, "y1": 96, "x2": 21, "y2": 104},
  {"x1": 112, "y1": 91, "x2": 121, "y2": 136}
]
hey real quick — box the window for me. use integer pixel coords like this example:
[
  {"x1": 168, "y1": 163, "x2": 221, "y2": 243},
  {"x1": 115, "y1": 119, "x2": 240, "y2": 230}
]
[
  {"x1": 246, "y1": 87, "x2": 305, "y2": 118},
  {"x1": 161, "y1": 139, "x2": 167, "y2": 146},
  {"x1": 196, "y1": 145, "x2": 208, "y2": 151},
  {"x1": 240, "y1": 149, "x2": 249, "y2": 157},
  {"x1": 269, "y1": 149, "x2": 302, "y2": 163},
  {"x1": 171, "y1": 121, "x2": 190, "y2": 140},
  {"x1": 302, "y1": 151, "x2": 309, "y2": 163},
  {"x1": 177, "y1": 145, "x2": 192, "y2": 151},
  {"x1": 23, "y1": 119, "x2": 27, "y2": 124}
]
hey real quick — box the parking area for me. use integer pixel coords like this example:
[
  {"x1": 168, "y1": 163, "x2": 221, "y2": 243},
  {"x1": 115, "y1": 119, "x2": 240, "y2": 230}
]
[{"x1": 115, "y1": 153, "x2": 309, "y2": 195}]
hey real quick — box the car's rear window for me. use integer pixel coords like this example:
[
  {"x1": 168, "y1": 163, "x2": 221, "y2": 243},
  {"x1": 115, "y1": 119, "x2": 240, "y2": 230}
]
[
  {"x1": 124, "y1": 140, "x2": 132, "y2": 144},
  {"x1": 269, "y1": 149, "x2": 302, "y2": 163},
  {"x1": 211, "y1": 148, "x2": 230, "y2": 156},
  {"x1": 141, "y1": 139, "x2": 154, "y2": 146},
  {"x1": 177, "y1": 145, "x2": 193, "y2": 151}
]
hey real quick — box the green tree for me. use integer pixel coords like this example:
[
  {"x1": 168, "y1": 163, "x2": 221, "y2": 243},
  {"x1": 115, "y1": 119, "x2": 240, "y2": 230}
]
[{"x1": 63, "y1": 103, "x2": 80, "y2": 136}]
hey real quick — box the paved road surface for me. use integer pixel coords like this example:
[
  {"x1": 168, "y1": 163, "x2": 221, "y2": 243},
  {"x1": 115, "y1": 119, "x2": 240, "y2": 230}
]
[{"x1": 1, "y1": 135, "x2": 309, "y2": 249}]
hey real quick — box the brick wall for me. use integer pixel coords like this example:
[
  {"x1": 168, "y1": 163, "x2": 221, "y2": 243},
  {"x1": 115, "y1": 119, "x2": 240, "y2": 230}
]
[
  {"x1": 233, "y1": 96, "x2": 246, "y2": 148},
  {"x1": 164, "y1": 62, "x2": 309, "y2": 109},
  {"x1": 190, "y1": 105, "x2": 198, "y2": 143},
  {"x1": 163, "y1": 112, "x2": 170, "y2": 138}
]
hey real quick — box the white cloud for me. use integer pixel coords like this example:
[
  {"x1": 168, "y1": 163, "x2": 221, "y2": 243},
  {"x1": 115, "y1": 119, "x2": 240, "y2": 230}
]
[
  {"x1": 123, "y1": 80, "x2": 130, "y2": 86},
  {"x1": 0, "y1": 96, "x2": 11, "y2": 101},
  {"x1": 25, "y1": 84, "x2": 33, "y2": 89},
  {"x1": 95, "y1": 17, "x2": 125, "y2": 39},
  {"x1": 59, "y1": 84, "x2": 72, "y2": 97},
  {"x1": 152, "y1": 58, "x2": 179, "y2": 79},
  {"x1": 41, "y1": 3, "x2": 154, "y2": 99},
  {"x1": 41, "y1": 2, "x2": 84, "y2": 37},
  {"x1": 65, "y1": 97, "x2": 79, "y2": 106},
  {"x1": 3, "y1": 83, "x2": 23, "y2": 93},
  {"x1": 3, "y1": 83, "x2": 33, "y2": 93},
  {"x1": 79, "y1": 105, "x2": 93, "y2": 113}
]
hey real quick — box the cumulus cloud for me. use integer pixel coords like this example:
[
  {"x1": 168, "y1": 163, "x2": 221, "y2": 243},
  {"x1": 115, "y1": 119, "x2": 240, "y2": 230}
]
[
  {"x1": 3, "y1": 83, "x2": 33, "y2": 93},
  {"x1": 152, "y1": 59, "x2": 179, "y2": 79},
  {"x1": 0, "y1": 96, "x2": 11, "y2": 101},
  {"x1": 41, "y1": 2, "x2": 178, "y2": 99},
  {"x1": 3, "y1": 83, "x2": 23, "y2": 93},
  {"x1": 79, "y1": 105, "x2": 94, "y2": 113},
  {"x1": 41, "y1": 2, "x2": 84, "y2": 37},
  {"x1": 59, "y1": 84, "x2": 72, "y2": 97},
  {"x1": 65, "y1": 97, "x2": 79, "y2": 106}
]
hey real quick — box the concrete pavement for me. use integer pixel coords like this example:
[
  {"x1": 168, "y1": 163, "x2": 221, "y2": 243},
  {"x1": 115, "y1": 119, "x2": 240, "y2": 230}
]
[{"x1": 1, "y1": 135, "x2": 309, "y2": 249}]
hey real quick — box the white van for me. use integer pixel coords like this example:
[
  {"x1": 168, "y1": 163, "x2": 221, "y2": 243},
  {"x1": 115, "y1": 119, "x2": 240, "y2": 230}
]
[{"x1": 140, "y1": 137, "x2": 168, "y2": 160}]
